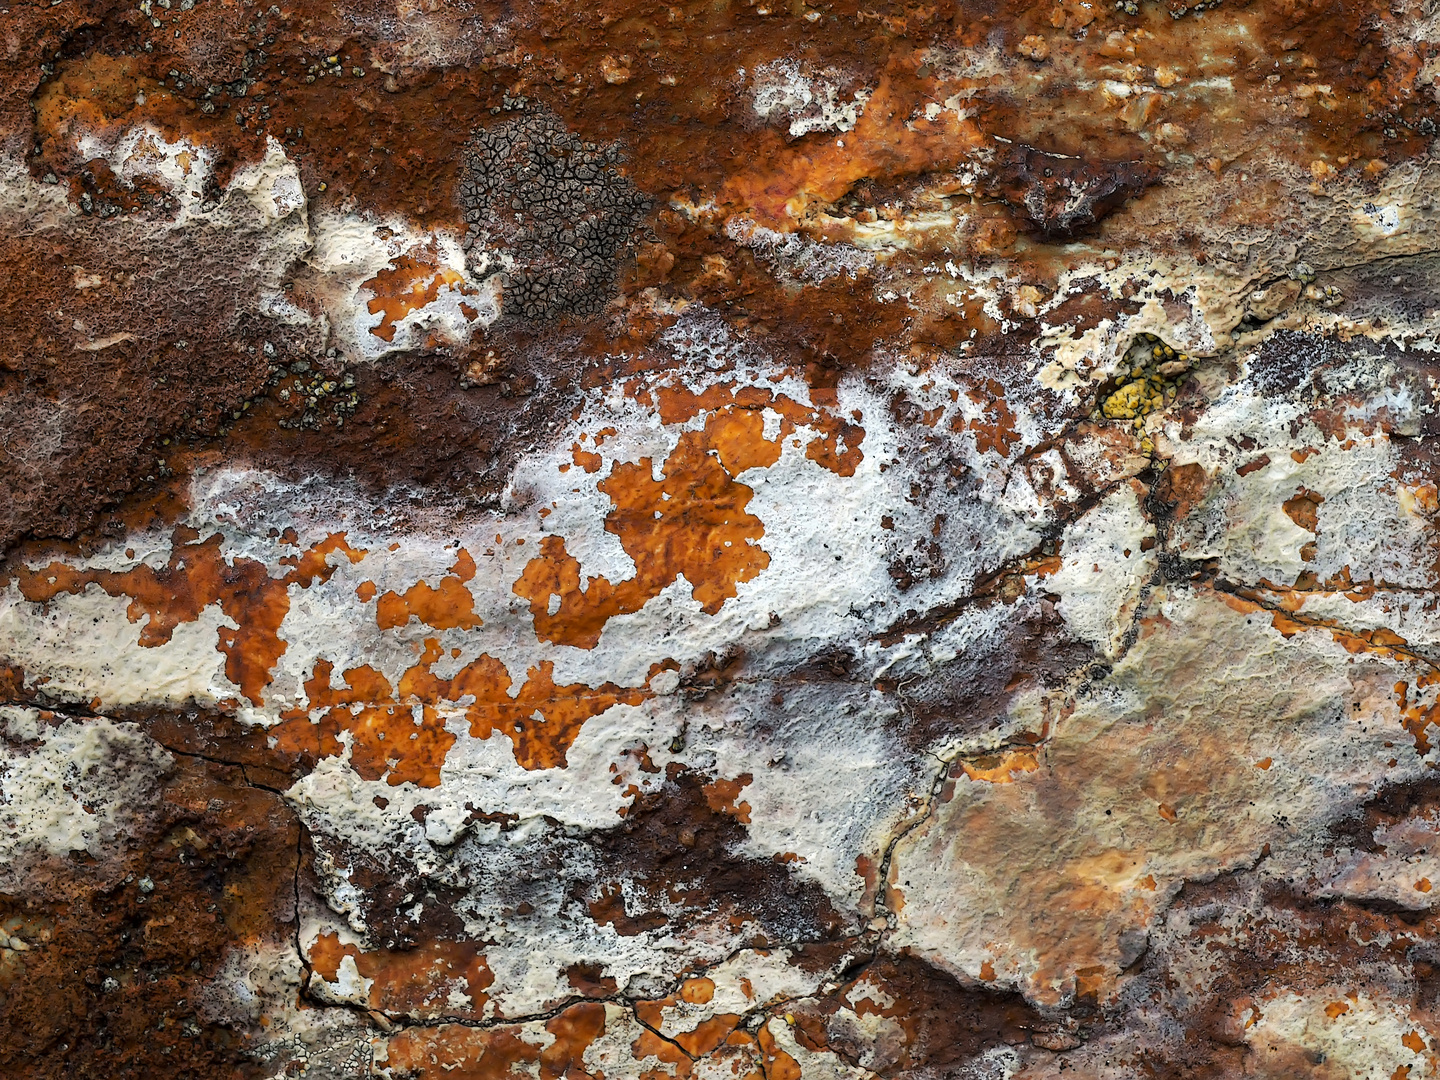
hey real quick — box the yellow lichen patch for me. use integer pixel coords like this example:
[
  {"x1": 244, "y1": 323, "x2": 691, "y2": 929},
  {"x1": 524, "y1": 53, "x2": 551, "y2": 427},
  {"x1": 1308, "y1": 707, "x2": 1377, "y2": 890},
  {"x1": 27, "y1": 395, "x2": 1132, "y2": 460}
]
[
  {"x1": 376, "y1": 548, "x2": 482, "y2": 631},
  {"x1": 12, "y1": 529, "x2": 365, "y2": 707},
  {"x1": 308, "y1": 932, "x2": 493, "y2": 1019},
  {"x1": 364, "y1": 249, "x2": 476, "y2": 342},
  {"x1": 1096, "y1": 334, "x2": 1190, "y2": 455}
]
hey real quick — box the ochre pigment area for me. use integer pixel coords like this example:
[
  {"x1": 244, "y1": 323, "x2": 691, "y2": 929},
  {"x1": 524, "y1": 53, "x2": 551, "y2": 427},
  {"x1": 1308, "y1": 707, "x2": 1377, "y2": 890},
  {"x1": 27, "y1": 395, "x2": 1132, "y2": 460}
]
[{"x1": 7, "y1": 0, "x2": 1440, "y2": 1077}]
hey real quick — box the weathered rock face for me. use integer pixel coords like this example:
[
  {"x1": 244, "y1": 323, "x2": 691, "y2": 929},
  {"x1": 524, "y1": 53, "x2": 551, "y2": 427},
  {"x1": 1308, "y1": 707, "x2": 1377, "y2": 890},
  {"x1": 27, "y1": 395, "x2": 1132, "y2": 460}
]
[{"x1": 7, "y1": 0, "x2": 1440, "y2": 1076}]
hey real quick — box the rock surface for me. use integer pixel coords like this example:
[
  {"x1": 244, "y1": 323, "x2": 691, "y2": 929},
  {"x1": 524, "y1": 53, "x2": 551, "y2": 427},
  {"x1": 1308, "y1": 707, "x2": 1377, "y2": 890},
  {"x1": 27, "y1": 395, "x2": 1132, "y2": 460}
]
[{"x1": 5, "y1": 0, "x2": 1440, "y2": 1076}]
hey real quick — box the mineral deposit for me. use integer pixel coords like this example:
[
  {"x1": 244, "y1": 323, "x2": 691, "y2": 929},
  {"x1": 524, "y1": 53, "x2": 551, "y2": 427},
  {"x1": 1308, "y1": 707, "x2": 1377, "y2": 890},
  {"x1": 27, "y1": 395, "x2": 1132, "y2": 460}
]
[{"x1": 5, "y1": 0, "x2": 1440, "y2": 1077}]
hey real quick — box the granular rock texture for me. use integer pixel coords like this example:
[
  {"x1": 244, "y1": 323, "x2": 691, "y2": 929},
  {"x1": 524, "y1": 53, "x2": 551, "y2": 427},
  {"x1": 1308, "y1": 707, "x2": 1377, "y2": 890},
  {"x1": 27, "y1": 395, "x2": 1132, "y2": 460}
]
[{"x1": 9, "y1": 0, "x2": 1440, "y2": 1077}]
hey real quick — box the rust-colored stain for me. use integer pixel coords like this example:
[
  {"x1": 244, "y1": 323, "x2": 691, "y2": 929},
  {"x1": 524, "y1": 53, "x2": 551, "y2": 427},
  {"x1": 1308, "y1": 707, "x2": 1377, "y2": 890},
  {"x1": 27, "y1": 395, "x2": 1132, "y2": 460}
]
[
  {"x1": 515, "y1": 412, "x2": 775, "y2": 649},
  {"x1": 309, "y1": 932, "x2": 493, "y2": 1019},
  {"x1": 364, "y1": 249, "x2": 477, "y2": 342},
  {"x1": 716, "y1": 74, "x2": 984, "y2": 229},
  {"x1": 12, "y1": 529, "x2": 365, "y2": 706},
  {"x1": 376, "y1": 548, "x2": 482, "y2": 631}
]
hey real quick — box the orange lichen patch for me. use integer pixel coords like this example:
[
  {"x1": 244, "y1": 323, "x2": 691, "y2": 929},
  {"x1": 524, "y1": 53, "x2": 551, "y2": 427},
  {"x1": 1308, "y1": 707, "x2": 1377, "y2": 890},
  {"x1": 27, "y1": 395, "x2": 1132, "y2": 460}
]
[
  {"x1": 356, "y1": 580, "x2": 377, "y2": 602},
  {"x1": 631, "y1": 1026, "x2": 695, "y2": 1080},
  {"x1": 1214, "y1": 585, "x2": 1427, "y2": 669},
  {"x1": 276, "y1": 639, "x2": 651, "y2": 776},
  {"x1": 701, "y1": 774, "x2": 753, "y2": 824},
  {"x1": 1403, "y1": 1030, "x2": 1428, "y2": 1052},
  {"x1": 700, "y1": 408, "x2": 784, "y2": 475},
  {"x1": 962, "y1": 380, "x2": 1022, "y2": 458},
  {"x1": 376, "y1": 548, "x2": 481, "y2": 631},
  {"x1": 270, "y1": 660, "x2": 456, "y2": 787},
  {"x1": 755, "y1": 1023, "x2": 803, "y2": 1080},
  {"x1": 979, "y1": 960, "x2": 996, "y2": 982},
  {"x1": 1074, "y1": 966, "x2": 1108, "y2": 1002},
  {"x1": 1283, "y1": 488, "x2": 1325, "y2": 532},
  {"x1": 364, "y1": 250, "x2": 477, "y2": 342},
  {"x1": 12, "y1": 528, "x2": 364, "y2": 706},
  {"x1": 572, "y1": 445, "x2": 604, "y2": 473},
  {"x1": 1254, "y1": 758, "x2": 1273, "y2": 770},
  {"x1": 960, "y1": 749, "x2": 1040, "y2": 785},
  {"x1": 1394, "y1": 1066, "x2": 1414, "y2": 1080},
  {"x1": 635, "y1": 991, "x2": 740, "y2": 1057},
  {"x1": 675, "y1": 1015, "x2": 743, "y2": 1057},
  {"x1": 1326, "y1": 1000, "x2": 1352, "y2": 1019},
  {"x1": 1399, "y1": 482, "x2": 1439, "y2": 518},
  {"x1": 381, "y1": 1003, "x2": 607, "y2": 1080},
  {"x1": 459, "y1": 658, "x2": 650, "y2": 771},
  {"x1": 679, "y1": 978, "x2": 715, "y2": 1005},
  {"x1": 515, "y1": 418, "x2": 773, "y2": 649},
  {"x1": 715, "y1": 75, "x2": 984, "y2": 229},
  {"x1": 654, "y1": 383, "x2": 864, "y2": 478},
  {"x1": 1395, "y1": 676, "x2": 1440, "y2": 756},
  {"x1": 308, "y1": 932, "x2": 493, "y2": 1019},
  {"x1": 1417, "y1": 879, "x2": 1433, "y2": 894}
]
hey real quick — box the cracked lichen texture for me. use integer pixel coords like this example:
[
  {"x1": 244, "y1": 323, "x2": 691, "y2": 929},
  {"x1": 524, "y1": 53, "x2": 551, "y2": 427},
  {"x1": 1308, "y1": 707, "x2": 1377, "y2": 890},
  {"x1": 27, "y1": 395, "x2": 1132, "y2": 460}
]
[{"x1": 11, "y1": 0, "x2": 1440, "y2": 1078}]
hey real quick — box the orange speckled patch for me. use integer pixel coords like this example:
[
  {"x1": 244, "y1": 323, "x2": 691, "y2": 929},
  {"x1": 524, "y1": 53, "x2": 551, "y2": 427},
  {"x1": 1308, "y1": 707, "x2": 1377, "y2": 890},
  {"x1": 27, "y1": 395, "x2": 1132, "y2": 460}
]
[
  {"x1": 309, "y1": 932, "x2": 493, "y2": 1019},
  {"x1": 364, "y1": 250, "x2": 476, "y2": 342},
  {"x1": 376, "y1": 548, "x2": 482, "y2": 631},
  {"x1": 14, "y1": 529, "x2": 365, "y2": 706}
]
